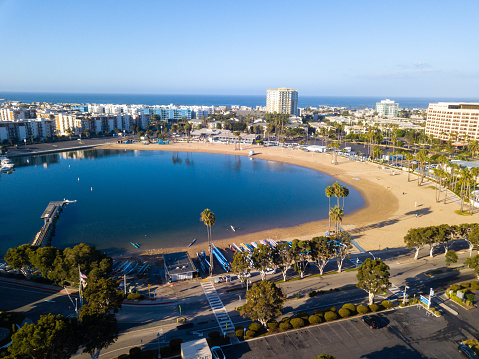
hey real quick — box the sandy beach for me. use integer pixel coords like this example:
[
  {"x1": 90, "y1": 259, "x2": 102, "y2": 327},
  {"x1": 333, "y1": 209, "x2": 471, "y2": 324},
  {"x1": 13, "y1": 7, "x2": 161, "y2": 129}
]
[{"x1": 99, "y1": 141, "x2": 476, "y2": 256}]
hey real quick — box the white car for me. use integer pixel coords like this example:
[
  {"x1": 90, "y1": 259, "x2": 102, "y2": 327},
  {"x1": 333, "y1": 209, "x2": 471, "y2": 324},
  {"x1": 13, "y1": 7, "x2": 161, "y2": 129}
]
[
  {"x1": 211, "y1": 346, "x2": 226, "y2": 359},
  {"x1": 264, "y1": 268, "x2": 277, "y2": 275}
]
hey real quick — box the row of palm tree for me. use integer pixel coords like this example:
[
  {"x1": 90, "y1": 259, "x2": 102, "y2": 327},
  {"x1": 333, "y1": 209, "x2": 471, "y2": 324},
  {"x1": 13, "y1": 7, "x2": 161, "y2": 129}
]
[{"x1": 325, "y1": 182, "x2": 349, "y2": 234}]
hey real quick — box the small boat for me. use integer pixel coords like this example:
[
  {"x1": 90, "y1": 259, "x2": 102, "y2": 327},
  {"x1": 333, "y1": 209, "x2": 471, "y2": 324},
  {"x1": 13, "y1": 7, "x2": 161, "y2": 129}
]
[
  {"x1": 0, "y1": 157, "x2": 14, "y2": 169},
  {"x1": 188, "y1": 238, "x2": 197, "y2": 247},
  {"x1": 231, "y1": 225, "x2": 236, "y2": 232},
  {"x1": 130, "y1": 242, "x2": 140, "y2": 249}
]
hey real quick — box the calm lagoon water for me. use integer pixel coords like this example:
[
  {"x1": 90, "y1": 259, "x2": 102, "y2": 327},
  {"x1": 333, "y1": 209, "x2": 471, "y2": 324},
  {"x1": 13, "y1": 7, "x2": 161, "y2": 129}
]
[{"x1": 0, "y1": 150, "x2": 364, "y2": 254}]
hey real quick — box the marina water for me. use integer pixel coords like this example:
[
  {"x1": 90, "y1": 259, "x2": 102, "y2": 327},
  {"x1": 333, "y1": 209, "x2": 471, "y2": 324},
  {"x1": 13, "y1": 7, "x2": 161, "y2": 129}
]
[{"x1": 0, "y1": 149, "x2": 364, "y2": 254}]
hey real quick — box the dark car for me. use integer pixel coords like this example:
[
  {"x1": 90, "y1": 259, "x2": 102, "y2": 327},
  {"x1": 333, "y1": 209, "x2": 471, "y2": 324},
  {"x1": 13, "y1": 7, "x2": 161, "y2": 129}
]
[
  {"x1": 362, "y1": 315, "x2": 381, "y2": 329},
  {"x1": 458, "y1": 344, "x2": 479, "y2": 358}
]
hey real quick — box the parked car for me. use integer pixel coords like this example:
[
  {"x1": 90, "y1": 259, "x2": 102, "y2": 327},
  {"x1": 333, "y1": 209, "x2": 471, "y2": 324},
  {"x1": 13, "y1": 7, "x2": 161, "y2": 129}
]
[
  {"x1": 361, "y1": 315, "x2": 381, "y2": 329},
  {"x1": 264, "y1": 268, "x2": 277, "y2": 275},
  {"x1": 458, "y1": 344, "x2": 479, "y2": 358},
  {"x1": 211, "y1": 346, "x2": 226, "y2": 359}
]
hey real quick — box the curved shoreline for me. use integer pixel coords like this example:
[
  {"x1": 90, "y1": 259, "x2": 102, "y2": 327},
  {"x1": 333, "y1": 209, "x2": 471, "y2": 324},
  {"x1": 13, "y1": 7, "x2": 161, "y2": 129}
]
[{"x1": 98, "y1": 140, "x2": 474, "y2": 257}]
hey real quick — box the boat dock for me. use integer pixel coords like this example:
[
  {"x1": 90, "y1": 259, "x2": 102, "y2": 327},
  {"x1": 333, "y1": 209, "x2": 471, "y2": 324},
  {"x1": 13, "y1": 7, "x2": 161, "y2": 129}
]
[{"x1": 32, "y1": 200, "x2": 76, "y2": 247}]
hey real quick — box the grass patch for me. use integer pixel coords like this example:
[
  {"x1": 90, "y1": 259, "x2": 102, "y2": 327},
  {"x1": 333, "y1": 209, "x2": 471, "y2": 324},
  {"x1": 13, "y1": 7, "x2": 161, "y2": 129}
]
[
  {"x1": 274, "y1": 267, "x2": 358, "y2": 284},
  {"x1": 455, "y1": 210, "x2": 472, "y2": 216}
]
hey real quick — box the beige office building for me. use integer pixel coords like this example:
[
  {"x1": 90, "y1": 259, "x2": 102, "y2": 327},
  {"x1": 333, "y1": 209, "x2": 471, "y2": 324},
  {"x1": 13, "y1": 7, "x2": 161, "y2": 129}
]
[
  {"x1": 425, "y1": 102, "x2": 479, "y2": 141},
  {"x1": 266, "y1": 88, "x2": 298, "y2": 115}
]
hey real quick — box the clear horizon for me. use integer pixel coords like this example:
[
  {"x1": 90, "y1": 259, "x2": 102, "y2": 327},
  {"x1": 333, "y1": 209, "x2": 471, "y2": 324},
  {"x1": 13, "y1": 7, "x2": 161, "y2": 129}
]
[{"x1": 1, "y1": 0, "x2": 478, "y2": 97}]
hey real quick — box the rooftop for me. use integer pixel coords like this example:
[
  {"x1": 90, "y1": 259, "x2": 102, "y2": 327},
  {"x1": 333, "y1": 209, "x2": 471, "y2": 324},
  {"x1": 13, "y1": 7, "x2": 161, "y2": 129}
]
[{"x1": 163, "y1": 252, "x2": 196, "y2": 275}]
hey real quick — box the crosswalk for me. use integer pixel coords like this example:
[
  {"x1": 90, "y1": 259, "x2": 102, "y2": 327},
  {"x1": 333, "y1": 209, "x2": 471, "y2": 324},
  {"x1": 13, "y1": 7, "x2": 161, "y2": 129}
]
[
  {"x1": 389, "y1": 283, "x2": 408, "y2": 299},
  {"x1": 201, "y1": 281, "x2": 236, "y2": 337}
]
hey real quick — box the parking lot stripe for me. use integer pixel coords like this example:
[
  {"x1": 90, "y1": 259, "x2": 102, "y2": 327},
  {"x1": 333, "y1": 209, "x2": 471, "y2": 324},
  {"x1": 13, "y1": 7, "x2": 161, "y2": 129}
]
[{"x1": 327, "y1": 322, "x2": 344, "y2": 341}]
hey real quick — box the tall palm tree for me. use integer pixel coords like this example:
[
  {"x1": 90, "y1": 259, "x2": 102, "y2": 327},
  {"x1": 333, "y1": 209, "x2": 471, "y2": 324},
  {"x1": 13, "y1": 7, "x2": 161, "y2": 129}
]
[
  {"x1": 200, "y1": 209, "x2": 216, "y2": 276},
  {"x1": 329, "y1": 205, "x2": 344, "y2": 234},
  {"x1": 341, "y1": 186, "x2": 349, "y2": 210},
  {"x1": 415, "y1": 149, "x2": 429, "y2": 186},
  {"x1": 404, "y1": 152, "x2": 414, "y2": 182},
  {"x1": 325, "y1": 186, "x2": 334, "y2": 232},
  {"x1": 332, "y1": 182, "x2": 342, "y2": 207}
]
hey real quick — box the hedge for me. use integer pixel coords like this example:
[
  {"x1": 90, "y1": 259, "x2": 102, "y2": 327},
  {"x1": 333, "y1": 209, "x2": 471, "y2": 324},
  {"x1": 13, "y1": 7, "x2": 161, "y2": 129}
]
[
  {"x1": 235, "y1": 328, "x2": 244, "y2": 337},
  {"x1": 308, "y1": 315, "x2": 322, "y2": 324},
  {"x1": 297, "y1": 312, "x2": 310, "y2": 321},
  {"x1": 324, "y1": 311, "x2": 338, "y2": 321},
  {"x1": 267, "y1": 320, "x2": 278, "y2": 331},
  {"x1": 282, "y1": 317, "x2": 291, "y2": 323},
  {"x1": 357, "y1": 305, "x2": 368, "y2": 314},
  {"x1": 249, "y1": 322, "x2": 262, "y2": 332},
  {"x1": 450, "y1": 284, "x2": 461, "y2": 291},
  {"x1": 369, "y1": 304, "x2": 380, "y2": 312},
  {"x1": 290, "y1": 318, "x2": 305, "y2": 328},
  {"x1": 338, "y1": 308, "x2": 350, "y2": 318},
  {"x1": 126, "y1": 292, "x2": 144, "y2": 301},
  {"x1": 342, "y1": 303, "x2": 356, "y2": 313},
  {"x1": 471, "y1": 281, "x2": 479, "y2": 291},
  {"x1": 313, "y1": 310, "x2": 323, "y2": 316},
  {"x1": 279, "y1": 322, "x2": 292, "y2": 331},
  {"x1": 245, "y1": 330, "x2": 256, "y2": 339},
  {"x1": 329, "y1": 307, "x2": 337, "y2": 312},
  {"x1": 381, "y1": 300, "x2": 394, "y2": 309},
  {"x1": 461, "y1": 282, "x2": 471, "y2": 288}
]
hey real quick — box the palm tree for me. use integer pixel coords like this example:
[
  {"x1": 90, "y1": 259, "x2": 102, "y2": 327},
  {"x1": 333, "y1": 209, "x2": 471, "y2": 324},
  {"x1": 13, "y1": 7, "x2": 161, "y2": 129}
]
[
  {"x1": 404, "y1": 152, "x2": 414, "y2": 182},
  {"x1": 341, "y1": 185, "x2": 349, "y2": 210},
  {"x1": 200, "y1": 209, "x2": 216, "y2": 276},
  {"x1": 325, "y1": 186, "x2": 334, "y2": 232},
  {"x1": 329, "y1": 205, "x2": 344, "y2": 234},
  {"x1": 332, "y1": 182, "x2": 342, "y2": 207},
  {"x1": 415, "y1": 149, "x2": 429, "y2": 186}
]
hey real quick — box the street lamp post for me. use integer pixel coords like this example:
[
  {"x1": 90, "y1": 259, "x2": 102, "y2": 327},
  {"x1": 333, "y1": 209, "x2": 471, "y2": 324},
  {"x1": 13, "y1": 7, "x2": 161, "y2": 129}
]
[
  {"x1": 403, "y1": 286, "x2": 409, "y2": 304},
  {"x1": 157, "y1": 333, "x2": 161, "y2": 359},
  {"x1": 368, "y1": 251, "x2": 376, "y2": 260}
]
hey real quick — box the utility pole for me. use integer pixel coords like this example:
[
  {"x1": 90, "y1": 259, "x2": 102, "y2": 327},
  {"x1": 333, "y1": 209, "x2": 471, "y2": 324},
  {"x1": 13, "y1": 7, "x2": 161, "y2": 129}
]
[{"x1": 124, "y1": 274, "x2": 127, "y2": 296}]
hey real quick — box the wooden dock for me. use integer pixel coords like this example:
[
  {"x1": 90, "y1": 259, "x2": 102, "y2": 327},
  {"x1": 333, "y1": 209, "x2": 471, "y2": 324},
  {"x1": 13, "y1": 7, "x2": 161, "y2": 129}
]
[{"x1": 32, "y1": 200, "x2": 76, "y2": 247}]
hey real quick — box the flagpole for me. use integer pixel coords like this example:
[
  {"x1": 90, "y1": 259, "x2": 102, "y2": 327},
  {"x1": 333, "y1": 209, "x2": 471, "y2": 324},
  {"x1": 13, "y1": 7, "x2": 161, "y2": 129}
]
[{"x1": 78, "y1": 265, "x2": 82, "y2": 308}]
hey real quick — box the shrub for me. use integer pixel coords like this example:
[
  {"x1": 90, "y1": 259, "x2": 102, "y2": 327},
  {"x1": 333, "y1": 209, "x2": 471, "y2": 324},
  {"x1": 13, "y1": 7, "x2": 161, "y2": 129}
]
[
  {"x1": 267, "y1": 320, "x2": 278, "y2": 331},
  {"x1": 282, "y1": 317, "x2": 291, "y2": 323},
  {"x1": 369, "y1": 304, "x2": 380, "y2": 312},
  {"x1": 357, "y1": 305, "x2": 368, "y2": 314},
  {"x1": 127, "y1": 292, "x2": 144, "y2": 301},
  {"x1": 129, "y1": 347, "x2": 142, "y2": 359},
  {"x1": 279, "y1": 322, "x2": 292, "y2": 331},
  {"x1": 313, "y1": 310, "x2": 323, "y2": 316},
  {"x1": 470, "y1": 281, "x2": 479, "y2": 291},
  {"x1": 338, "y1": 308, "x2": 350, "y2": 318},
  {"x1": 208, "y1": 331, "x2": 220, "y2": 340},
  {"x1": 461, "y1": 282, "x2": 471, "y2": 288},
  {"x1": 297, "y1": 312, "x2": 309, "y2": 321},
  {"x1": 295, "y1": 294, "x2": 300, "y2": 299},
  {"x1": 329, "y1": 306, "x2": 337, "y2": 312},
  {"x1": 466, "y1": 293, "x2": 475, "y2": 303},
  {"x1": 434, "y1": 310, "x2": 441, "y2": 316},
  {"x1": 381, "y1": 300, "x2": 394, "y2": 309},
  {"x1": 450, "y1": 284, "x2": 461, "y2": 292},
  {"x1": 245, "y1": 330, "x2": 256, "y2": 339},
  {"x1": 308, "y1": 290, "x2": 317, "y2": 297},
  {"x1": 342, "y1": 303, "x2": 356, "y2": 313},
  {"x1": 235, "y1": 328, "x2": 244, "y2": 337},
  {"x1": 249, "y1": 322, "x2": 262, "y2": 332},
  {"x1": 324, "y1": 311, "x2": 338, "y2": 322},
  {"x1": 169, "y1": 338, "x2": 183, "y2": 351},
  {"x1": 308, "y1": 315, "x2": 322, "y2": 325},
  {"x1": 290, "y1": 318, "x2": 305, "y2": 328}
]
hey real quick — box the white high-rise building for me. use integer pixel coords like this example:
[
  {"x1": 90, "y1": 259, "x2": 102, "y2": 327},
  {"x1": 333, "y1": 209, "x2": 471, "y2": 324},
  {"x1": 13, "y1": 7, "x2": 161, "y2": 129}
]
[
  {"x1": 425, "y1": 102, "x2": 479, "y2": 141},
  {"x1": 266, "y1": 88, "x2": 298, "y2": 115},
  {"x1": 376, "y1": 99, "x2": 399, "y2": 117}
]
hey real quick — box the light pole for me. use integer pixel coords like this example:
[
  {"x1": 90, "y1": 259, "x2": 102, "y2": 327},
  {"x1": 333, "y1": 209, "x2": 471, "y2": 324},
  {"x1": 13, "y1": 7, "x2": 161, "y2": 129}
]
[
  {"x1": 403, "y1": 285, "x2": 410, "y2": 304},
  {"x1": 368, "y1": 252, "x2": 376, "y2": 260},
  {"x1": 157, "y1": 333, "x2": 161, "y2": 359}
]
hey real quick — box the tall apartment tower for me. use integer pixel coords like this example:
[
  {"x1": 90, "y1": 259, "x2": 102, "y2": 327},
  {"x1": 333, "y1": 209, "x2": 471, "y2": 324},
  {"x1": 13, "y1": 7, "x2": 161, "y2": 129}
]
[
  {"x1": 376, "y1": 99, "x2": 399, "y2": 117},
  {"x1": 425, "y1": 102, "x2": 479, "y2": 141},
  {"x1": 266, "y1": 88, "x2": 298, "y2": 115}
]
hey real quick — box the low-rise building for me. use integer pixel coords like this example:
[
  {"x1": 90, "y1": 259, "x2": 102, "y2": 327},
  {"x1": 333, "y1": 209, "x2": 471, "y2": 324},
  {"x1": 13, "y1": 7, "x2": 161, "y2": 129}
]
[{"x1": 163, "y1": 252, "x2": 197, "y2": 282}]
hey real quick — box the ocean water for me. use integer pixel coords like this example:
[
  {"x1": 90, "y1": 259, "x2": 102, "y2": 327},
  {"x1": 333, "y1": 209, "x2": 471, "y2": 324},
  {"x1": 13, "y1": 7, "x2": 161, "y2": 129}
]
[
  {"x1": 0, "y1": 149, "x2": 364, "y2": 255},
  {"x1": 1, "y1": 91, "x2": 477, "y2": 109}
]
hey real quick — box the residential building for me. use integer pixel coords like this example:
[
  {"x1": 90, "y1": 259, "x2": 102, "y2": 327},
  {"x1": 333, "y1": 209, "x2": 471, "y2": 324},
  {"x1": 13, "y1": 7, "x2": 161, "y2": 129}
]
[
  {"x1": 376, "y1": 99, "x2": 399, "y2": 117},
  {"x1": 425, "y1": 102, "x2": 479, "y2": 141},
  {"x1": 266, "y1": 88, "x2": 298, "y2": 115}
]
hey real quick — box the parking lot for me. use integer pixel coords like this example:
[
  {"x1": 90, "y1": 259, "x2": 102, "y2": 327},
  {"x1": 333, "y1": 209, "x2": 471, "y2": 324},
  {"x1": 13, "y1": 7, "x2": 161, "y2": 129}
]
[{"x1": 223, "y1": 306, "x2": 465, "y2": 359}]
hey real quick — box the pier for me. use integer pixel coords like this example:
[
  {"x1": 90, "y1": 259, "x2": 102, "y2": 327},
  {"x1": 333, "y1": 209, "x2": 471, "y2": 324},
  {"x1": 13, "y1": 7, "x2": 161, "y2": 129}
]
[{"x1": 32, "y1": 200, "x2": 76, "y2": 247}]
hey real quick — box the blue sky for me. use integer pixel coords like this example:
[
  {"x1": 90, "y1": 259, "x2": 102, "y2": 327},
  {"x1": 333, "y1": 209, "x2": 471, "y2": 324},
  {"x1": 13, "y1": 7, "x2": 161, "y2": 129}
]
[{"x1": 1, "y1": 0, "x2": 478, "y2": 97}]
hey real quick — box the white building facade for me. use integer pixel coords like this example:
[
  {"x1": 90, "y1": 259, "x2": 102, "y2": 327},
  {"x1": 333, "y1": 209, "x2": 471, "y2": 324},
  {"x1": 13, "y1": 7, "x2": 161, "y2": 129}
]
[
  {"x1": 266, "y1": 88, "x2": 298, "y2": 115},
  {"x1": 425, "y1": 102, "x2": 479, "y2": 141},
  {"x1": 376, "y1": 99, "x2": 399, "y2": 117}
]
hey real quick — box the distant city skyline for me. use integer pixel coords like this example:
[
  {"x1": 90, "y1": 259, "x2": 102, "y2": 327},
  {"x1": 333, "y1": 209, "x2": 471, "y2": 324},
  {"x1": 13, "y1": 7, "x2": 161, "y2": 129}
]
[{"x1": 1, "y1": 0, "x2": 478, "y2": 97}]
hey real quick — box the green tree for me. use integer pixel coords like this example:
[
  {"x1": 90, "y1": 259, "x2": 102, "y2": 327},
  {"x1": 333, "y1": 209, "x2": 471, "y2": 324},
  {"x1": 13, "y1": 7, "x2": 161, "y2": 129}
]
[
  {"x1": 329, "y1": 205, "x2": 344, "y2": 234},
  {"x1": 8, "y1": 314, "x2": 80, "y2": 359},
  {"x1": 290, "y1": 239, "x2": 311, "y2": 278},
  {"x1": 231, "y1": 251, "x2": 251, "y2": 287},
  {"x1": 251, "y1": 243, "x2": 273, "y2": 280},
  {"x1": 272, "y1": 242, "x2": 294, "y2": 281},
  {"x1": 82, "y1": 278, "x2": 124, "y2": 314},
  {"x1": 63, "y1": 244, "x2": 112, "y2": 283},
  {"x1": 331, "y1": 231, "x2": 351, "y2": 272},
  {"x1": 200, "y1": 209, "x2": 216, "y2": 276},
  {"x1": 325, "y1": 185, "x2": 335, "y2": 232},
  {"x1": 310, "y1": 236, "x2": 335, "y2": 275},
  {"x1": 404, "y1": 227, "x2": 426, "y2": 259},
  {"x1": 461, "y1": 223, "x2": 479, "y2": 257},
  {"x1": 314, "y1": 355, "x2": 336, "y2": 359},
  {"x1": 240, "y1": 281, "x2": 285, "y2": 326},
  {"x1": 4, "y1": 244, "x2": 34, "y2": 270},
  {"x1": 445, "y1": 250, "x2": 458, "y2": 266},
  {"x1": 30, "y1": 246, "x2": 59, "y2": 277},
  {"x1": 79, "y1": 311, "x2": 119, "y2": 359},
  {"x1": 356, "y1": 258, "x2": 391, "y2": 305}
]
